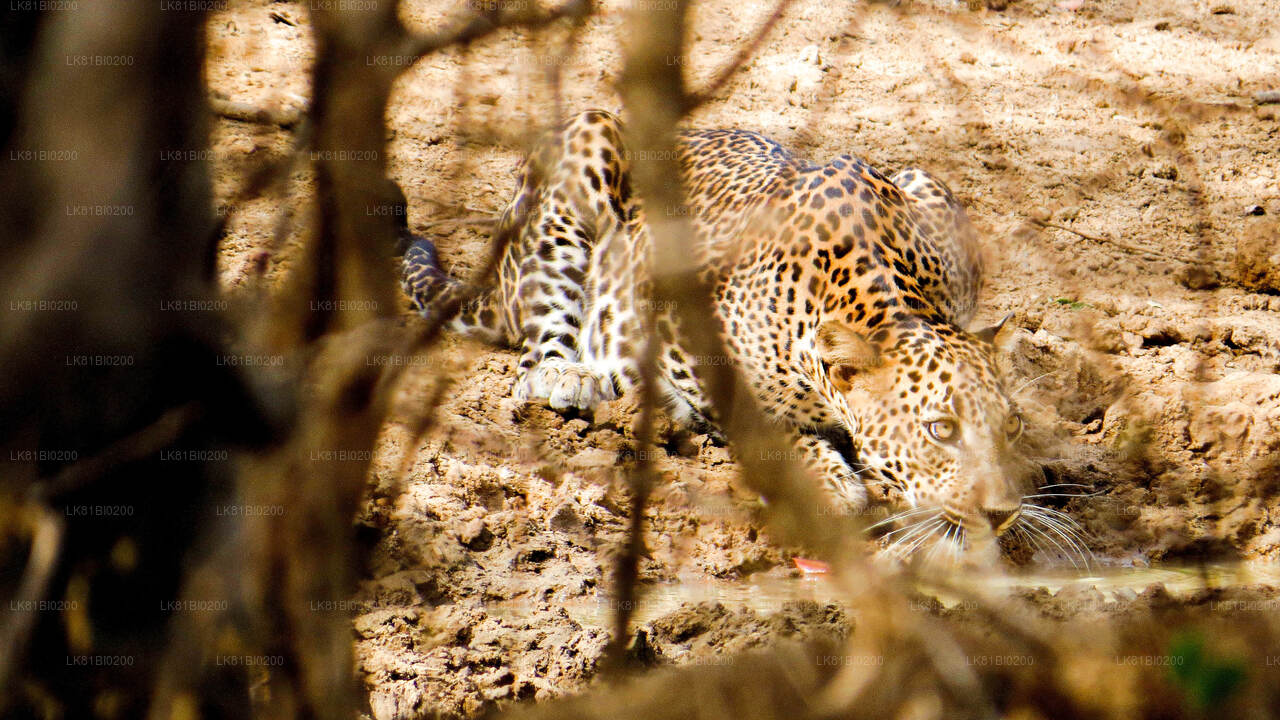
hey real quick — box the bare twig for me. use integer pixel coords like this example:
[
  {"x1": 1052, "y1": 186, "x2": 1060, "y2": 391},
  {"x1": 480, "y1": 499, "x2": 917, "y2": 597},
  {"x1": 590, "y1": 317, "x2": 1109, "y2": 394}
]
[
  {"x1": 0, "y1": 507, "x2": 64, "y2": 700},
  {"x1": 34, "y1": 404, "x2": 201, "y2": 502},
  {"x1": 396, "y1": 0, "x2": 593, "y2": 62},
  {"x1": 1030, "y1": 218, "x2": 1196, "y2": 264},
  {"x1": 684, "y1": 0, "x2": 798, "y2": 111},
  {"x1": 209, "y1": 96, "x2": 303, "y2": 128},
  {"x1": 604, "y1": 325, "x2": 661, "y2": 670},
  {"x1": 608, "y1": 0, "x2": 870, "y2": 673},
  {"x1": 417, "y1": 214, "x2": 498, "y2": 230}
]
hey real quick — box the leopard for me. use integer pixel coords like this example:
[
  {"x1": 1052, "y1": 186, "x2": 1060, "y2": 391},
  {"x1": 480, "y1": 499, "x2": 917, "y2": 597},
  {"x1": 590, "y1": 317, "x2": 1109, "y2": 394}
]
[{"x1": 402, "y1": 109, "x2": 1074, "y2": 562}]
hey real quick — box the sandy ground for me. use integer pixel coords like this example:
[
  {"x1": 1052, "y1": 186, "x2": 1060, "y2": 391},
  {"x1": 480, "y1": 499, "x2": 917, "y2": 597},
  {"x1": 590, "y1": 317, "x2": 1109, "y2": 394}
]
[{"x1": 205, "y1": 0, "x2": 1280, "y2": 716}]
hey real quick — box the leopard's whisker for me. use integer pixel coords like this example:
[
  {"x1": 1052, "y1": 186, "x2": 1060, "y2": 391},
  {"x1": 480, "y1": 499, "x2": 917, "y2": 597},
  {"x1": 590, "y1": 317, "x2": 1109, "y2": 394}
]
[
  {"x1": 1021, "y1": 510, "x2": 1084, "y2": 569},
  {"x1": 1025, "y1": 506, "x2": 1094, "y2": 566},
  {"x1": 1021, "y1": 491, "x2": 1103, "y2": 500},
  {"x1": 1015, "y1": 524, "x2": 1051, "y2": 564},
  {"x1": 891, "y1": 518, "x2": 946, "y2": 558},
  {"x1": 1032, "y1": 504, "x2": 1088, "y2": 528},
  {"x1": 945, "y1": 524, "x2": 964, "y2": 567},
  {"x1": 1013, "y1": 524, "x2": 1047, "y2": 561},
  {"x1": 904, "y1": 518, "x2": 951, "y2": 558},
  {"x1": 1022, "y1": 519, "x2": 1079, "y2": 570},
  {"x1": 1035, "y1": 515, "x2": 1091, "y2": 559},
  {"x1": 923, "y1": 522, "x2": 956, "y2": 566},
  {"x1": 1024, "y1": 502, "x2": 1082, "y2": 529},
  {"x1": 867, "y1": 506, "x2": 938, "y2": 532},
  {"x1": 900, "y1": 527, "x2": 942, "y2": 561},
  {"x1": 886, "y1": 516, "x2": 944, "y2": 550},
  {"x1": 1012, "y1": 371, "x2": 1056, "y2": 397},
  {"x1": 880, "y1": 515, "x2": 941, "y2": 541},
  {"x1": 922, "y1": 526, "x2": 944, "y2": 564}
]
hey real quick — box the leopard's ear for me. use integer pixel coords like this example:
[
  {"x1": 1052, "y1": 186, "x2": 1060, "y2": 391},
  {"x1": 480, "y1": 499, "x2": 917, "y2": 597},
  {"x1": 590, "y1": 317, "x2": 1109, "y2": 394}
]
[
  {"x1": 973, "y1": 312, "x2": 1016, "y2": 350},
  {"x1": 816, "y1": 321, "x2": 880, "y2": 392}
]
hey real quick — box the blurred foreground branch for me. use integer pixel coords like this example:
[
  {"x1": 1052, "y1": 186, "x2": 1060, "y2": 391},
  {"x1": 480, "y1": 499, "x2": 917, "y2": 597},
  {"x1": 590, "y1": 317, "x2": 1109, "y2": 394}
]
[{"x1": 604, "y1": 0, "x2": 853, "y2": 673}]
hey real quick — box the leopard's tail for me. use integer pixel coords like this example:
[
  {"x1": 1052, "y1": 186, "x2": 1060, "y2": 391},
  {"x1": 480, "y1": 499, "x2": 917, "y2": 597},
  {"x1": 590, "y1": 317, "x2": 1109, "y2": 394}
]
[{"x1": 399, "y1": 233, "x2": 510, "y2": 346}]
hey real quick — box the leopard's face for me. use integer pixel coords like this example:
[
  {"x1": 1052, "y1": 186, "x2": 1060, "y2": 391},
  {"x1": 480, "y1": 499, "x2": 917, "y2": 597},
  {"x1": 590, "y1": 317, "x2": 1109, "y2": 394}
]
[{"x1": 816, "y1": 319, "x2": 1044, "y2": 556}]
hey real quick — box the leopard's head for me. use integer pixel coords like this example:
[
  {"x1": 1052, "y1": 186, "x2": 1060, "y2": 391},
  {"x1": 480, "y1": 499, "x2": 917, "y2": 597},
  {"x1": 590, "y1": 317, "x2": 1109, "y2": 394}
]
[{"x1": 815, "y1": 316, "x2": 1061, "y2": 562}]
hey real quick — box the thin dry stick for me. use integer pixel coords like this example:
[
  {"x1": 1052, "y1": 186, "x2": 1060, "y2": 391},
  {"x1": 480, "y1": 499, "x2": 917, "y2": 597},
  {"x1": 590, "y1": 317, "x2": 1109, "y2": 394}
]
[
  {"x1": 609, "y1": 0, "x2": 872, "y2": 674},
  {"x1": 548, "y1": 0, "x2": 591, "y2": 128},
  {"x1": 0, "y1": 507, "x2": 64, "y2": 700},
  {"x1": 684, "y1": 0, "x2": 798, "y2": 111},
  {"x1": 209, "y1": 96, "x2": 304, "y2": 128},
  {"x1": 1030, "y1": 218, "x2": 1195, "y2": 264},
  {"x1": 374, "y1": 169, "x2": 540, "y2": 491},
  {"x1": 614, "y1": 4, "x2": 1017, "y2": 716},
  {"x1": 397, "y1": 0, "x2": 592, "y2": 62},
  {"x1": 36, "y1": 403, "x2": 201, "y2": 501},
  {"x1": 417, "y1": 214, "x2": 498, "y2": 230},
  {"x1": 604, "y1": 0, "x2": 799, "y2": 673},
  {"x1": 789, "y1": 4, "x2": 867, "y2": 151},
  {"x1": 603, "y1": 307, "x2": 662, "y2": 670},
  {"x1": 373, "y1": 1, "x2": 592, "y2": 500},
  {"x1": 375, "y1": 159, "x2": 543, "y2": 401}
]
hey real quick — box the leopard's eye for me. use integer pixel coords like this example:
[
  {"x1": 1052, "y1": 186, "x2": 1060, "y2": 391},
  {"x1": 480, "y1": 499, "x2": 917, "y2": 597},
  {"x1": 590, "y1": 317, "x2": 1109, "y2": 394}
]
[
  {"x1": 1004, "y1": 414, "x2": 1023, "y2": 440},
  {"x1": 926, "y1": 419, "x2": 958, "y2": 443}
]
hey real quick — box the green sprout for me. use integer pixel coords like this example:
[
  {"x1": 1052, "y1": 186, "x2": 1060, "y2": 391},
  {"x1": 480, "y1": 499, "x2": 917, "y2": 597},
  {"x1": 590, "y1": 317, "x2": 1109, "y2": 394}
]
[{"x1": 1167, "y1": 631, "x2": 1247, "y2": 712}]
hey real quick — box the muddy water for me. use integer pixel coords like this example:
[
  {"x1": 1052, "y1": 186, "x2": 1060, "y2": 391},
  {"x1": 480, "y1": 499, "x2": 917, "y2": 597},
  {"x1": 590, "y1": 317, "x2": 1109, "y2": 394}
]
[{"x1": 488, "y1": 563, "x2": 1280, "y2": 628}]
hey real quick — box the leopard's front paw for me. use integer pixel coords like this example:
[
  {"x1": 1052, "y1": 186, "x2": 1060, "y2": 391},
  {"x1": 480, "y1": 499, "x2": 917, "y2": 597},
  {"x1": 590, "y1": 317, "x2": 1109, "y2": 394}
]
[
  {"x1": 513, "y1": 358, "x2": 617, "y2": 411},
  {"x1": 795, "y1": 434, "x2": 869, "y2": 514}
]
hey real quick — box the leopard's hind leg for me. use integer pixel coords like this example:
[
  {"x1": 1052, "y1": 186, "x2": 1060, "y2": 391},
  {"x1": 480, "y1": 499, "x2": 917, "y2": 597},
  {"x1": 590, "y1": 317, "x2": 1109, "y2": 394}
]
[
  {"x1": 401, "y1": 235, "x2": 512, "y2": 345},
  {"x1": 400, "y1": 165, "x2": 539, "y2": 347}
]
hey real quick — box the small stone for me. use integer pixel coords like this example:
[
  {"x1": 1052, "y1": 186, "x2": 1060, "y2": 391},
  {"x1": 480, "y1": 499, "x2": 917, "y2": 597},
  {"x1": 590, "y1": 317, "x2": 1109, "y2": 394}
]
[
  {"x1": 1053, "y1": 584, "x2": 1107, "y2": 613},
  {"x1": 568, "y1": 447, "x2": 618, "y2": 470},
  {"x1": 959, "y1": 52, "x2": 977, "y2": 64},
  {"x1": 1137, "y1": 318, "x2": 1183, "y2": 346},
  {"x1": 1245, "y1": 204, "x2": 1266, "y2": 216},
  {"x1": 670, "y1": 431, "x2": 702, "y2": 458},
  {"x1": 1113, "y1": 588, "x2": 1138, "y2": 604},
  {"x1": 1188, "y1": 403, "x2": 1252, "y2": 453},
  {"x1": 353, "y1": 608, "x2": 414, "y2": 636},
  {"x1": 547, "y1": 503, "x2": 583, "y2": 533},
  {"x1": 626, "y1": 629, "x2": 663, "y2": 667},
  {"x1": 1152, "y1": 164, "x2": 1178, "y2": 181},
  {"x1": 458, "y1": 517, "x2": 493, "y2": 551},
  {"x1": 1086, "y1": 319, "x2": 1126, "y2": 353}
]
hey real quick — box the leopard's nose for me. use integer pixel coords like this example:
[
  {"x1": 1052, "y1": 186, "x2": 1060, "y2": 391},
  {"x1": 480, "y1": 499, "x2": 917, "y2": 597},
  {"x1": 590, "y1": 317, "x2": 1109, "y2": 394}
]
[{"x1": 981, "y1": 506, "x2": 1020, "y2": 535}]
